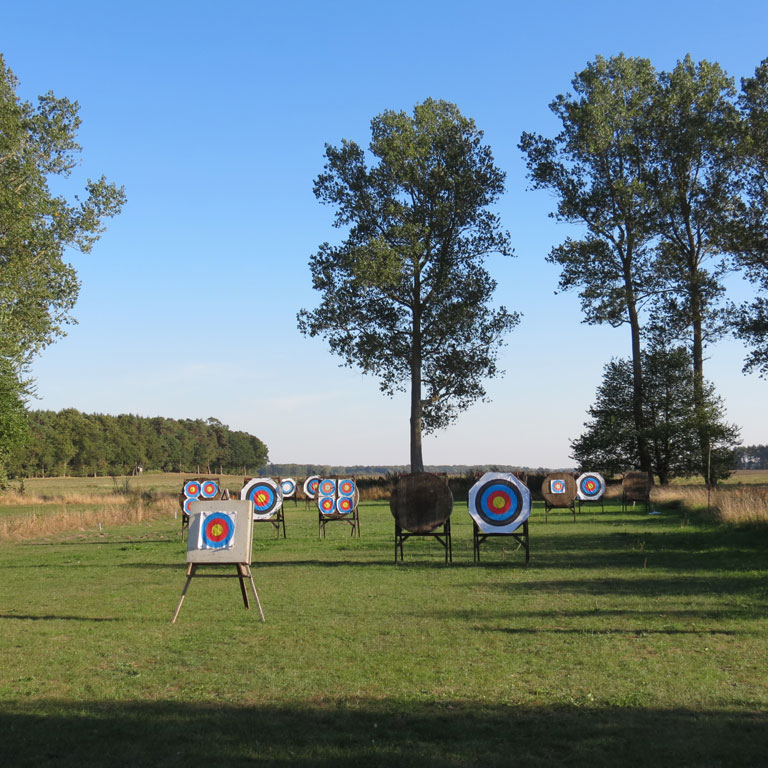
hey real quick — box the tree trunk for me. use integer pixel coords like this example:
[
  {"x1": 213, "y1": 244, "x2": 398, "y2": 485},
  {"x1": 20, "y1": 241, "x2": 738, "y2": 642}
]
[
  {"x1": 627, "y1": 296, "x2": 652, "y2": 474},
  {"x1": 410, "y1": 270, "x2": 424, "y2": 474},
  {"x1": 690, "y1": 290, "x2": 711, "y2": 485}
]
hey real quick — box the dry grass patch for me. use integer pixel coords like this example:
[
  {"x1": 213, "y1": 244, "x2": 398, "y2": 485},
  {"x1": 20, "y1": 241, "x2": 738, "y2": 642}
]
[{"x1": 652, "y1": 484, "x2": 768, "y2": 524}]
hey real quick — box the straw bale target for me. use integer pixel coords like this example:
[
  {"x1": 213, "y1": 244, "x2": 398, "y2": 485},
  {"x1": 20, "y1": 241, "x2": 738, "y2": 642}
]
[
  {"x1": 622, "y1": 471, "x2": 652, "y2": 512},
  {"x1": 541, "y1": 473, "x2": 577, "y2": 508},
  {"x1": 390, "y1": 472, "x2": 453, "y2": 534}
]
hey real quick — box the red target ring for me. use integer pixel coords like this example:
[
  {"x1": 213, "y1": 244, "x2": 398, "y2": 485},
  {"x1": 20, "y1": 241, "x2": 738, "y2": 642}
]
[
  {"x1": 184, "y1": 481, "x2": 201, "y2": 498},
  {"x1": 338, "y1": 479, "x2": 355, "y2": 497},
  {"x1": 200, "y1": 480, "x2": 219, "y2": 498},
  {"x1": 319, "y1": 496, "x2": 335, "y2": 515}
]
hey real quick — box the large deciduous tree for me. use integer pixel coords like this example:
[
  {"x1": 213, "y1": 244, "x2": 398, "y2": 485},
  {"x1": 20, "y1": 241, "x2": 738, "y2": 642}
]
[
  {"x1": 298, "y1": 99, "x2": 518, "y2": 472},
  {"x1": 519, "y1": 54, "x2": 660, "y2": 475},
  {"x1": 0, "y1": 55, "x2": 125, "y2": 483}
]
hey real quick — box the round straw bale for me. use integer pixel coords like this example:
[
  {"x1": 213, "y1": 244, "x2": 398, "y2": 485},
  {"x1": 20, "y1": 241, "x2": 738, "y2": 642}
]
[
  {"x1": 622, "y1": 471, "x2": 652, "y2": 501},
  {"x1": 541, "y1": 473, "x2": 577, "y2": 507},
  {"x1": 390, "y1": 472, "x2": 453, "y2": 533}
]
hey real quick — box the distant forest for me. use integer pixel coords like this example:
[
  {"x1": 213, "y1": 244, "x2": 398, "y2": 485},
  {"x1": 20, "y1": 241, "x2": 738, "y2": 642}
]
[
  {"x1": 9, "y1": 410, "x2": 268, "y2": 478},
  {"x1": 735, "y1": 445, "x2": 768, "y2": 470}
]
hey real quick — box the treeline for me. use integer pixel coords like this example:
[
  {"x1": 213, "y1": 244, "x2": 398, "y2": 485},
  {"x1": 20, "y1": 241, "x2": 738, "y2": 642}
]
[
  {"x1": 735, "y1": 446, "x2": 768, "y2": 470},
  {"x1": 9, "y1": 410, "x2": 268, "y2": 478},
  {"x1": 262, "y1": 464, "x2": 572, "y2": 479}
]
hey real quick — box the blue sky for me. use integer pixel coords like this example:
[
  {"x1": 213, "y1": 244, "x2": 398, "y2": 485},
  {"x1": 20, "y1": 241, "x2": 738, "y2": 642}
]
[{"x1": 4, "y1": 0, "x2": 768, "y2": 467}]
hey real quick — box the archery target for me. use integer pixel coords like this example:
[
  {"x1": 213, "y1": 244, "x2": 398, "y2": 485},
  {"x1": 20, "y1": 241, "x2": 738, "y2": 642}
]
[
  {"x1": 336, "y1": 496, "x2": 354, "y2": 515},
  {"x1": 577, "y1": 472, "x2": 606, "y2": 501},
  {"x1": 183, "y1": 497, "x2": 196, "y2": 516},
  {"x1": 200, "y1": 479, "x2": 219, "y2": 499},
  {"x1": 304, "y1": 476, "x2": 320, "y2": 499},
  {"x1": 319, "y1": 479, "x2": 336, "y2": 496},
  {"x1": 184, "y1": 480, "x2": 202, "y2": 498},
  {"x1": 468, "y1": 472, "x2": 531, "y2": 533},
  {"x1": 318, "y1": 495, "x2": 336, "y2": 515},
  {"x1": 551, "y1": 479, "x2": 566, "y2": 494},
  {"x1": 338, "y1": 479, "x2": 355, "y2": 497},
  {"x1": 280, "y1": 478, "x2": 296, "y2": 497},
  {"x1": 240, "y1": 477, "x2": 283, "y2": 520},
  {"x1": 199, "y1": 511, "x2": 236, "y2": 550}
]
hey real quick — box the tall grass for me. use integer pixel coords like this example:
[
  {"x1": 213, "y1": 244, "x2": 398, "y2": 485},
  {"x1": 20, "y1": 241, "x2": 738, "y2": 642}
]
[{"x1": 652, "y1": 484, "x2": 768, "y2": 524}]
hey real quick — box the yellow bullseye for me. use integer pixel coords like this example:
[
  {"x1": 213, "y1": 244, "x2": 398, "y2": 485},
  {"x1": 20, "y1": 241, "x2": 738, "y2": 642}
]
[
  {"x1": 492, "y1": 497, "x2": 506, "y2": 509},
  {"x1": 211, "y1": 523, "x2": 223, "y2": 537}
]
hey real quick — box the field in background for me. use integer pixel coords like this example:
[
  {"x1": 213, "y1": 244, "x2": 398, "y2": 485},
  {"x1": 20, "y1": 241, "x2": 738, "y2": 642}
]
[{"x1": 0, "y1": 494, "x2": 766, "y2": 767}]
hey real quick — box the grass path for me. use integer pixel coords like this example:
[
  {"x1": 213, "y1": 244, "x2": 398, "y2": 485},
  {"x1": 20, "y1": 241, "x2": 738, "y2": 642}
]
[{"x1": 0, "y1": 499, "x2": 766, "y2": 766}]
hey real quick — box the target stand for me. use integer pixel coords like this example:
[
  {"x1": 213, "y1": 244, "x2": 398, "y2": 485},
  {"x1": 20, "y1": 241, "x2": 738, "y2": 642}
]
[
  {"x1": 171, "y1": 500, "x2": 265, "y2": 624},
  {"x1": 541, "y1": 473, "x2": 577, "y2": 523},
  {"x1": 576, "y1": 472, "x2": 607, "y2": 514},
  {"x1": 390, "y1": 473, "x2": 453, "y2": 564},
  {"x1": 621, "y1": 471, "x2": 652, "y2": 513},
  {"x1": 468, "y1": 472, "x2": 531, "y2": 564},
  {"x1": 242, "y1": 477, "x2": 286, "y2": 538},
  {"x1": 178, "y1": 477, "x2": 224, "y2": 540},
  {"x1": 317, "y1": 478, "x2": 361, "y2": 538}
]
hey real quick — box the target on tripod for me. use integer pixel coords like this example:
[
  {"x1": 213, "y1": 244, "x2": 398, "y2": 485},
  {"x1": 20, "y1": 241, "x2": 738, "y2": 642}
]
[
  {"x1": 550, "y1": 479, "x2": 566, "y2": 494},
  {"x1": 241, "y1": 478, "x2": 282, "y2": 520},
  {"x1": 304, "y1": 476, "x2": 320, "y2": 499},
  {"x1": 336, "y1": 496, "x2": 354, "y2": 514},
  {"x1": 319, "y1": 479, "x2": 336, "y2": 496},
  {"x1": 184, "y1": 480, "x2": 201, "y2": 498},
  {"x1": 318, "y1": 496, "x2": 335, "y2": 515},
  {"x1": 577, "y1": 472, "x2": 606, "y2": 501},
  {"x1": 199, "y1": 511, "x2": 236, "y2": 550},
  {"x1": 338, "y1": 479, "x2": 355, "y2": 497},
  {"x1": 468, "y1": 472, "x2": 531, "y2": 533},
  {"x1": 280, "y1": 478, "x2": 296, "y2": 497},
  {"x1": 200, "y1": 480, "x2": 219, "y2": 499}
]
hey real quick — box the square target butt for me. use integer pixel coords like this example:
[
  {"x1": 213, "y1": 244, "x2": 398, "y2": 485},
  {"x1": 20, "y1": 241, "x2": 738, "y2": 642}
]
[{"x1": 187, "y1": 500, "x2": 254, "y2": 563}]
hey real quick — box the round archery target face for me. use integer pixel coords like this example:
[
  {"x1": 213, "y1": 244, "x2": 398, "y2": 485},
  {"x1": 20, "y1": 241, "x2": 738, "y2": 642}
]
[
  {"x1": 184, "y1": 481, "x2": 201, "y2": 498},
  {"x1": 338, "y1": 479, "x2": 355, "y2": 497},
  {"x1": 241, "y1": 478, "x2": 282, "y2": 519},
  {"x1": 577, "y1": 472, "x2": 606, "y2": 501},
  {"x1": 200, "y1": 512, "x2": 235, "y2": 549},
  {"x1": 199, "y1": 480, "x2": 219, "y2": 498},
  {"x1": 551, "y1": 479, "x2": 566, "y2": 494},
  {"x1": 304, "y1": 476, "x2": 320, "y2": 499},
  {"x1": 280, "y1": 478, "x2": 296, "y2": 497},
  {"x1": 468, "y1": 472, "x2": 531, "y2": 533},
  {"x1": 319, "y1": 479, "x2": 336, "y2": 496},
  {"x1": 183, "y1": 498, "x2": 196, "y2": 516},
  {"x1": 319, "y1": 496, "x2": 336, "y2": 515},
  {"x1": 336, "y1": 496, "x2": 353, "y2": 515}
]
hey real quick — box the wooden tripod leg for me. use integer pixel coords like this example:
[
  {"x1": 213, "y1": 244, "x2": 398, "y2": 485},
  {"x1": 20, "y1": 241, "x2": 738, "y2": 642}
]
[
  {"x1": 171, "y1": 563, "x2": 196, "y2": 624},
  {"x1": 244, "y1": 565, "x2": 265, "y2": 622},
  {"x1": 236, "y1": 563, "x2": 250, "y2": 609}
]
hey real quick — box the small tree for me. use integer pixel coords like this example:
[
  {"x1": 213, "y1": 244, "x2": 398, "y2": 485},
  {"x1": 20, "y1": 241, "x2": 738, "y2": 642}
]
[
  {"x1": 298, "y1": 99, "x2": 519, "y2": 472},
  {"x1": 572, "y1": 346, "x2": 739, "y2": 484}
]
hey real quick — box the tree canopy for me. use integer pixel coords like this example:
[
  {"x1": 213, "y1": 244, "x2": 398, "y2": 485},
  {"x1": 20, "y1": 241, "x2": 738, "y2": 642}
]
[{"x1": 299, "y1": 98, "x2": 518, "y2": 472}]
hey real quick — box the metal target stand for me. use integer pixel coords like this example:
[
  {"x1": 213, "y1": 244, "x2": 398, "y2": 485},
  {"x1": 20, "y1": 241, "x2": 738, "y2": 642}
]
[
  {"x1": 543, "y1": 498, "x2": 577, "y2": 523},
  {"x1": 472, "y1": 519, "x2": 530, "y2": 564}
]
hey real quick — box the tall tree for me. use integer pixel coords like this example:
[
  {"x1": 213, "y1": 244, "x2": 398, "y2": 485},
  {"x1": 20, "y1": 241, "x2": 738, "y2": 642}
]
[
  {"x1": 298, "y1": 99, "x2": 518, "y2": 472},
  {"x1": 646, "y1": 56, "x2": 741, "y2": 483},
  {"x1": 731, "y1": 58, "x2": 768, "y2": 376},
  {"x1": 572, "y1": 346, "x2": 739, "y2": 484},
  {"x1": 519, "y1": 54, "x2": 661, "y2": 474}
]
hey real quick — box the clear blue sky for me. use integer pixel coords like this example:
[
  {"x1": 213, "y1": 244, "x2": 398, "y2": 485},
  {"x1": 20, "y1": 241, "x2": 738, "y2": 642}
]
[{"x1": 4, "y1": 0, "x2": 768, "y2": 467}]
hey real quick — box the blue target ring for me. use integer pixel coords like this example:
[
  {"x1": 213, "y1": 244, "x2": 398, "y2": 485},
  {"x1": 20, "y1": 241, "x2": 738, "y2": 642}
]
[
  {"x1": 280, "y1": 478, "x2": 296, "y2": 497},
  {"x1": 319, "y1": 479, "x2": 336, "y2": 496},
  {"x1": 184, "y1": 481, "x2": 201, "y2": 498},
  {"x1": 200, "y1": 480, "x2": 219, "y2": 498},
  {"x1": 336, "y1": 496, "x2": 353, "y2": 515},
  {"x1": 200, "y1": 512, "x2": 235, "y2": 549},
  {"x1": 338, "y1": 479, "x2": 355, "y2": 497},
  {"x1": 577, "y1": 472, "x2": 606, "y2": 501},
  {"x1": 183, "y1": 498, "x2": 195, "y2": 516},
  {"x1": 319, "y1": 496, "x2": 335, "y2": 515},
  {"x1": 304, "y1": 476, "x2": 320, "y2": 499},
  {"x1": 476, "y1": 480, "x2": 523, "y2": 528},
  {"x1": 247, "y1": 482, "x2": 278, "y2": 515}
]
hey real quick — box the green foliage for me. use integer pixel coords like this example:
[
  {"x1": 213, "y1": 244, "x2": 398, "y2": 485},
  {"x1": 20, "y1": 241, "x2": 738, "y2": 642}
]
[
  {"x1": 9, "y1": 411, "x2": 268, "y2": 478},
  {"x1": 299, "y1": 99, "x2": 518, "y2": 471},
  {"x1": 572, "y1": 347, "x2": 740, "y2": 484},
  {"x1": 0, "y1": 361, "x2": 28, "y2": 488}
]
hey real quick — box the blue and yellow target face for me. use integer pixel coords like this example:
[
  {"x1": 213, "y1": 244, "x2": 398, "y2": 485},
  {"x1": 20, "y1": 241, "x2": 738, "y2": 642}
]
[
  {"x1": 183, "y1": 497, "x2": 196, "y2": 516},
  {"x1": 336, "y1": 496, "x2": 353, "y2": 515},
  {"x1": 319, "y1": 496, "x2": 335, "y2": 515},
  {"x1": 304, "y1": 476, "x2": 320, "y2": 499},
  {"x1": 247, "y1": 483, "x2": 277, "y2": 517},
  {"x1": 184, "y1": 481, "x2": 201, "y2": 498},
  {"x1": 468, "y1": 472, "x2": 531, "y2": 533},
  {"x1": 551, "y1": 479, "x2": 566, "y2": 494},
  {"x1": 199, "y1": 511, "x2": 235, "y2": 550},
  {"x1": 319, "y1": 479, "x2": 336, "y2": 496},
  {"x1": 280, "y1": 478, "x2": 296, "y2": 497},
  {"x1": 200, "y1": 480, "x2": 219, "y2": 499},
  {"x1": 476, "y1": 479, "x2": 523, "y2": 527},
  {"x1": 338, "y1": 479, "x2": 355, "y2": 497},
  {"x1": 577, "y1": 472, "x2": 606, "y2": 501}
]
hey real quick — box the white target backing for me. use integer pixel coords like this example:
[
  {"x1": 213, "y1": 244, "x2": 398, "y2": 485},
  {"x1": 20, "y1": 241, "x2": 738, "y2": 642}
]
[
  {"x1": 241, "y1": 477, "x2": 283, "y2": 520},
  {"x1": 576, "y1": 472, "x2": 606, "y2": 501},
  {"x1": 468, "y1": 472, "x2": 531, "y2": 534}
]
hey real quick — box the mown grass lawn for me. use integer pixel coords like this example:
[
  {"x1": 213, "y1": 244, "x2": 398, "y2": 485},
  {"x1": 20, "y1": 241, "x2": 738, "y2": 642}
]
[{"x1": 0, "y1": 496, "x2": 766, "y2": 767}]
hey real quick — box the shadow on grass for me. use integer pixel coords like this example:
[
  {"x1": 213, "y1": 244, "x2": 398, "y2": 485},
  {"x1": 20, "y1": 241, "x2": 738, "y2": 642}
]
[
  {"x1": 0, "y1": 699, "x2": 765, "y2": 768},
  {"x1": 0, "y1": 614, "x2": 122, "y2": 622}
]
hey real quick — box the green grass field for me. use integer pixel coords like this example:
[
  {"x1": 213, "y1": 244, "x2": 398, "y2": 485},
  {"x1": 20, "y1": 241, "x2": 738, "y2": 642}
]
[{"x1": 0, "y1": 489, "x2": 767, "y2": 766}]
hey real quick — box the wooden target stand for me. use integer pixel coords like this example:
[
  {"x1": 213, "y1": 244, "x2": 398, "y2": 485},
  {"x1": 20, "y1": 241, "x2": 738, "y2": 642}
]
[
  {"x1": 243, "y1": 477, "x2": 286, "y2": 539},
  {"x1": 473, "y1": 519, "x2": 530, "y2": 563},
  {"x1": 317, "y1": 477, "x2": 361, "y2": 538},
  {"x1": 391, "y1": 473, "x2": 453, "y2": 564},
  {"x1": 542, "y1": 473, "x2": 577, "y2": 522},
  {"x1": 172, "y1": 500, "x2": 265, "y2": 624},
  {"x1": 621, "y1": 471, "x2": 652, "y2": 513}
]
